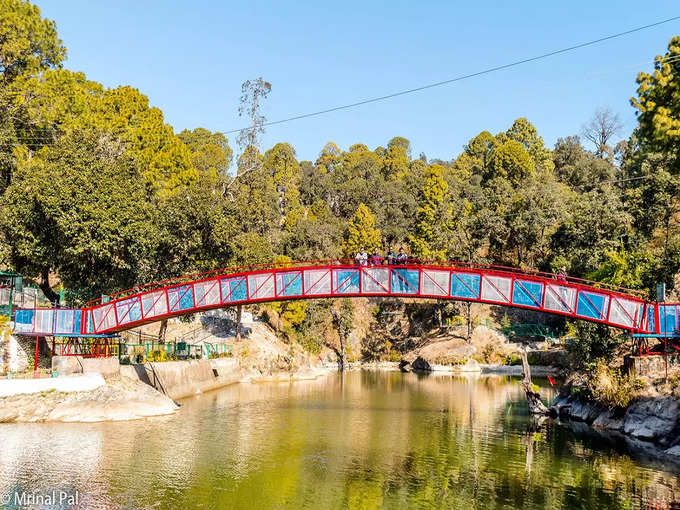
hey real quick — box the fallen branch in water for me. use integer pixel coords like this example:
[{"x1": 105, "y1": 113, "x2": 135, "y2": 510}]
[{"x1": 520, "y1": 350, "x2": 550, "y2": 415}]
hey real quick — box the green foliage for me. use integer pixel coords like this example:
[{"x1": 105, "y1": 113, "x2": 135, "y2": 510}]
[
  {"x1": 565, "y1": 321, "x2": 622, "y2": 369},
  {"x1": 632, "y1": 36, "x2": 680, "y2": 171},
  {"x1": 344, "y1": 203, "x2": 381, "y2": 256},
  {"x1": 178, "y1": 127, "x2": 232, "y2": 178},
  {"x1": 147, "y1": 349, "x2": 169, "y2": 362},
  {"x1": 0, "y1": 0, "x2": 65, "y2": 83},
  {"x1": 586, "y1": 360, "x2": 645, "y2": 409},
  {"x1": 489, "y1": 140, "x2": 535, "y2": 183},
  {"x1": 505, "y1": 353, "x2": 522, "y2": 366},
  {"x1": 409, "y1": 165, "x2": 454, "y2": 260},
  {"x1": 1, "y1": 130, "x2": 159, "y2": 301},
  {"x1": 589, "y1": 247, "x2": 654, "y2": 291}
]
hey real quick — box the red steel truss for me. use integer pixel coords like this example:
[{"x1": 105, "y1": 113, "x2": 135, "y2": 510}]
[{"x1": 12, "y1": 260, "x2": 672, "y2": 337}]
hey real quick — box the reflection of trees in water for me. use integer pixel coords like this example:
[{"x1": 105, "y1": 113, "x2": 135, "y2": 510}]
[{"x1": 2, "y1": 373, "x2": 678, "y2": 509}]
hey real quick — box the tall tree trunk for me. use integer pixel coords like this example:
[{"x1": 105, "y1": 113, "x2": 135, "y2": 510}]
[
  {"x1": 235, "y1": 304, "x2": 242, "y2": 341},
  {"x1": 329, "y1": 309, "x2": 348, "y2": 371},
  {"x1": 158, "y1": 319, "x2": 168, "y2": 344},
  {"x1": 39, "y1": 267, "x2": 59, "y2": 305},
  {"x1": 338, "y1": 334, "x2": 346, "y2": 371}
]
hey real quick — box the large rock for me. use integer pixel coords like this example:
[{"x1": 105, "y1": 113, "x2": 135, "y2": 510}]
[
  {"x1": 623, "y1": 397, "x2": 680, "y2": 441},
  {"x1": 549, "y1": 393, "x2": 572, "y2": 419},
  {"x1": 591, "y1": 410, "x2": 625, "y2": 431},
  {"x1": 569, "y1": 399, "x2": 602, "y2": 423},
  {"x1": 411, "y1": 357, "x2": 432, "y2": 372},
  {"x1": 665, "y1": 445, "x2": 680, "y2": 460}
]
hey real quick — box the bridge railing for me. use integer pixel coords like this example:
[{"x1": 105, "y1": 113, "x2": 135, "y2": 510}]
[
  {"x1": 12, "y1": 261, "x2": 673, "y2": 338},
  {"x1": 85, "y1": 259, "x2": 648, "y2": 306}
]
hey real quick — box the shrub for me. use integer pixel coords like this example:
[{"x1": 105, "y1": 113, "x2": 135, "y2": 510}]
[
  {"x1": 505, "y1": 353, "x2": 522, "y2": 366},
  {"x1": 147, "y1": 349, "x2": 168, "y2": 362},
  {"x1": 566, "y1": 321, "x2": 622, "y2": 369},
  {"x1": 209, "y1": 351, "x2": 232, "y2": 359},
  {"x1": 586, "y1": 360, "x2": 645, "y2": 409}
]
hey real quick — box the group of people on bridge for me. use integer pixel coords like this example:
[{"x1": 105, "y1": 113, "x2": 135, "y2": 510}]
[{"x1": 355, "y1": 247, "x2": 409, "y2": 267}]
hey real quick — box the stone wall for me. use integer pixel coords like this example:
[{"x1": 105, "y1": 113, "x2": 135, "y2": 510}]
[
  {"x1": 52, "y1": 356, "x2": 120, "y2": 379},
  {"x1": 624, "y1": 354, "x2": 680, "y2": 377},
  {"x1": 0, "y1": 331, "x2": 29, "y2": 374}
]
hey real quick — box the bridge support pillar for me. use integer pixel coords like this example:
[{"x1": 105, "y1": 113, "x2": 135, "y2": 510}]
[{"x1": 236, "y1": 305, "x2": 242, "y2": 341}]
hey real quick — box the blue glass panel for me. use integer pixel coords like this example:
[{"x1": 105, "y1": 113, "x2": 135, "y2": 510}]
[
  {"x1": 334, "y1": 269, "x2": 360, "y2": 294},
  {"x1": 512, "y1": 280, "x2": 543, "y2": 308},
  {"x1": 73, "y1": 311, "x2": 82, "y2": 333},
  {"x1": 14, "y1": 309, "x2": 35, "y2": 332},
  {"x1": 391, "y1": 269, "x2": 419, "y2": 294},
  {"x1": 451, "y1": 272, "x2": 480, "y2": 299},
  {"x1": 168, "y1": 285, "x2": 194, "y2": 312},
  {"x1": 659, "y1": 305, "x2": 678, "y2": 334},
  {"x1": 279, "y1": 272, "x2": 302, "y2": 296},
  {"x1": 576, "y1": 291, "x2": 606, "y2": 319},
  {"x1": 647, "y1": 305, "x2": 656, "y2": 333},
  {"x1": 221, "y1": 277, "x2": 247, "y2": 303}
]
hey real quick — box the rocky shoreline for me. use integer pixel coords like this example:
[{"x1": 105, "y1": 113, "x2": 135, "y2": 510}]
[
  {"x1": 0, "y1": 358, "x2": 334, "y2": 423},
  {"x1": 549, "y1": 392, "x2": 680, "y2": 464},
  {"x1": 0, "y1": 376, "x2": 178, "y2": 423},
  {"x1": 353, "y1": 359, "x2": 561, "y2": 376}
]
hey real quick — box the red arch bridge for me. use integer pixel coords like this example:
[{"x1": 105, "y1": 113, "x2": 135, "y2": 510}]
[{"x1": 11, "y1": 261, "x2": 680, "y2": 343}]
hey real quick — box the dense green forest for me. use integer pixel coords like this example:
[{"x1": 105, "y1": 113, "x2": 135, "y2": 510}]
[{"x1": 1, "y1": 1, "x2": 680, "y2": 353}]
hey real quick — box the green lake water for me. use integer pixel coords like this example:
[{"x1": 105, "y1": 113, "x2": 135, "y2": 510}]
[{"x1": 0, "y1": 371, "x2": 678, "y2": 509}]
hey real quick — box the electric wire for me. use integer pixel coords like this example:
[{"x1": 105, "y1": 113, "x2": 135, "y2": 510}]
[{"x1": 218, "y1": 15, "x2": 680, "y2": 134}]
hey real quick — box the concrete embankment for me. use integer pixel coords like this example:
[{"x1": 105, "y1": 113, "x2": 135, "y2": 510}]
[
  {"x1": 0, "y1": 373, "x2": 105, "y2": 398},
  {"x1": 122, "y1": 358, "x2": 242, "y2": 400}
]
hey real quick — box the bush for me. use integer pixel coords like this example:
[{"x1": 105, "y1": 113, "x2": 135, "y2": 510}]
[
  {"x1": 209, "y1": 351, "x2": 232, "y2": 359},
  {"x1": 587, "y1": 360, "x2": 645, "y2": 409},
  {"x1": 147, "y1": 349, "x2": 168, "y2": 362},
  {"x1": 505, "y1": 353, "x2": 522, "y2": 366},
  {"x1": 566, "y1": 321, "x2": 622, "y2": 369}
]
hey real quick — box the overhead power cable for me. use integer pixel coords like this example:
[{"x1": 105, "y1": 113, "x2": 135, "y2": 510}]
[{"x1": 220, "y1": 15, "x2": 680, "y2": 134}]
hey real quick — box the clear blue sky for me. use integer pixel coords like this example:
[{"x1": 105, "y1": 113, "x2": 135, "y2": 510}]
[{"x1": 40, "y1": 1, "x2": 680, "y2": 162}]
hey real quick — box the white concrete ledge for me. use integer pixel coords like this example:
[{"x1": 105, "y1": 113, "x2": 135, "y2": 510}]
[{"x1": 0, "y1": 373, "x2": 105, "y2": 398}]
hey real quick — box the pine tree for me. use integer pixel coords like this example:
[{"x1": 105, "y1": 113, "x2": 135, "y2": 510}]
[
  {"x1": 344, "y1": 203, "x2": 381, "y2": 256},
  {"x1": 409, "y1": 165, "x2": 454, "y2": 261}
]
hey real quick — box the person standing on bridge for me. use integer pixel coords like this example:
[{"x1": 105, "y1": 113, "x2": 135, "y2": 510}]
[
  {"x1": 557, "y1": 266, "x2": 567, "y2": 282},
  {"x1": 355, "y1": 248, "x2": 368, "y2": 266},
  {"x1": 394, "y1": 247, "x2": 409, "y2": 291},
  {"x1": 385, "y1": 246, "x2": 396, "y2": 265},
  {"x1": 369, "y1": 248, "x2": 383, "y2": 266},
  {"x1": 395, "y1": 247, "x2": 408, "y2": 265}
]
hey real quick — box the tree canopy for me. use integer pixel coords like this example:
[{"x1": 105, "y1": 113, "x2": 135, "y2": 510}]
[{"x1": 1, "y1": 0, "x2": 680, "y2": 318}]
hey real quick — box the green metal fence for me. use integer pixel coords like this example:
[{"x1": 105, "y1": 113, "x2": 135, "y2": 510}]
[{"x1": 118, "y1": 341, "x2": 233, "y2": 363}]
